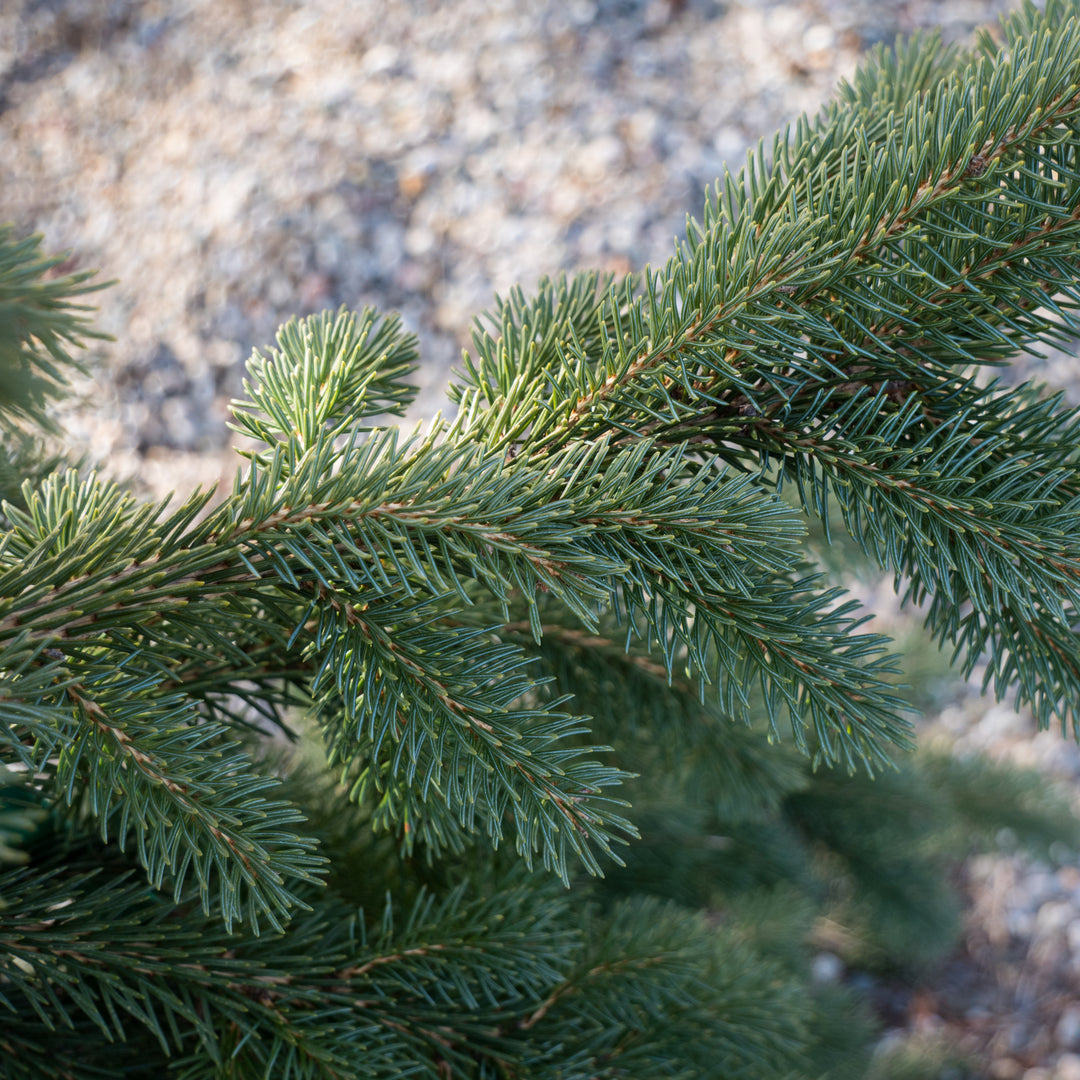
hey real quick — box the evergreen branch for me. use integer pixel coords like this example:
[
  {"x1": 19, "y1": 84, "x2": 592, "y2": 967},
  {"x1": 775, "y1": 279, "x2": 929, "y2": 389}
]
[
  {"x1": 4, "y1": 666, "x2": 323, "y2": 931},
  {"x1": 5, "y1": 1, "x2": 1071, "y2": 909},
  {"x1": 935, "y1": 594, "x2": 1080, "y2": 735},
  {"x1": 2, "y1": 869, "x2": 358, "y2": 1076},
  {"x1": 505, "y1": 898, "x2": 813, "y2": 1080},
  {"x1": 449, "y1": 7, "x2": 1080, "y2": 464},
  {"x1": 489, "y1": 591, "x2": 902, "y2": 787},
  {"x1": 0, "y1": 640, "x2": 81, "y2": 767},
  {"x1": 450, "y1": 272, "x2": 631, "y2": 456},
  {"x1": 3, "y1": 395, "x2": 905, "y2": 796},
  {"x1": 0, "y1": 472, "x2": 229, "y2": 647},
  {"x1": 491, "y1": 615, "x2": 809, "y2": 815},
  {"x1": 224, "y1": 422, "x2": 910, "y2": 765},
  {"x1": 2, "y1": 853, "x2": 817, "y2": 1080},
  {"x1": 0, "y1": 857, "x2": 572, "y2": 1079},
  {"x1": 0, "y1": 458, "x2": 633, "y2": 881},
  {"x1": 1, "y1": 866, "x2": 258, "y2": 1056},
  {"x1": 0, "y1": 865, "x2": 389, "y2": 1079},
  {"x1": 438, "y1": 9, "x2": 1080, "y2": 762},
  {"x1": 310, "y1": 599, "x2": 637, "y2": 880},
  {"x1": 10, "y1": 4, "x2": 1080, "y2": 1075},
  {"x1": 614, "y1": 568, "x2": 912, "y2": 768},
  {"x1": 756, "y1": 392, "x2": 1080, "y2": 619},
  {"x1": 743, "y1": 387, "x2": 1080, "y2": 730},
  {"x1": 220, "y1": 427, "x2": 805, "y2": 627},
  {"x1": 0, "y1": 227, "x2": 109, "y2": 436},
  {"x1": 230, "y1": 307, "x2": 419, "y2": 452},
  {"x1": 644, "y1": 125, "x2": 1080, "y2": 454},
  {"x1": 10, "y1": 5, "x2": 1080, "y2": 1076}
]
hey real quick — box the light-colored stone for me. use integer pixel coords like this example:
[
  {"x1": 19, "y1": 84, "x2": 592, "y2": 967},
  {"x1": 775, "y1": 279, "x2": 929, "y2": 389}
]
[
  {"x1": 810, "y1": 951, "x2": 844, "y2": 984},
  {"x1": 1056, "y1": 1054, "x2": 1080, "y2": 1080},
  {"x1": 1037, "y1": 901, "x2": 1075, "y2": 938},
  {"x1": 1058, "y1": 1008, "x2": 1080, "y2": 1052}
]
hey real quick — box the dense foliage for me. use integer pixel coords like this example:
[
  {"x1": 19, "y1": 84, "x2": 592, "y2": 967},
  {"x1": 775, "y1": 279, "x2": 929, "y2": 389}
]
[{"x1": 5, "y1": 2, "x2": 1080, "y2": 1076}]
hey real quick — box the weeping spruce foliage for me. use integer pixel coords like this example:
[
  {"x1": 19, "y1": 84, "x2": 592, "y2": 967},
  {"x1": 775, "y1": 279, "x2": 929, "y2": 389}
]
[{"x1": 6, "y1": 2, "x2": 1080, "y2": 1077}]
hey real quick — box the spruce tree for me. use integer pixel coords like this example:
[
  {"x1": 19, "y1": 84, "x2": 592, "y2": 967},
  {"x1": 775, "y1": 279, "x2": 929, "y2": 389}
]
[{"x1": 5, "y1": 2, "x2": 1080, "y2": 1076}]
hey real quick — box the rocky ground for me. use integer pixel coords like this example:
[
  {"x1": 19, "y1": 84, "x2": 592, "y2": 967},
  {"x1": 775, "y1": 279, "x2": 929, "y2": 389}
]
[{"x1": 4, "y1": 0, "x2": 1080, "y2": 1075}]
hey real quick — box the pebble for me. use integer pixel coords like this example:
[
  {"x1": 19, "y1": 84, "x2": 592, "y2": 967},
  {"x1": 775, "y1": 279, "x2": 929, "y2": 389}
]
[
  {"x1": 811, "y1": 951, "x2": 844, "y2": 984},
  {"x1": 1057, "y1": 1055, "x2": 1080, "y2": 1080},
  {"x1": 1038, "y1": 901, "x2": 1075, "y2": 937},
  {"x1": 1059, "y1": 1008, "x2": 1080, "y2": 1052}
]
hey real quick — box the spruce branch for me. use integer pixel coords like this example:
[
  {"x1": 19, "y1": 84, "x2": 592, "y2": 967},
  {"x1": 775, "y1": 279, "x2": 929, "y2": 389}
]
[
  {"x1": 4, "y1": 845, "x2": 814, "y2": 1080},
  {"x1": 0, "y1": 226, "x2": 109, "y2": 437},
  {"x1": 230, "y1": 307, "x2": 419, "y2": 453},
  {"x1": 308, "y1": 599, "x2": 638, "y2": 879},
  {"x1": 506, "y1": 898, "x2": 812, "y2": 1080},
  {"x1": 490, "y1": 614, "x2": 809, "y2": 816},
  {"x1": 444, "y1": 0, "x2": 1080, "y2": 743},
  {"x1": 3, "y1": 663, "x2": 323, "y2": 931}
]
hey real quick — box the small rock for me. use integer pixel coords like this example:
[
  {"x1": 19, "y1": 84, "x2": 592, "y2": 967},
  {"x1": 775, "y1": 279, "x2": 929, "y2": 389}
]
[
  {"x1": 1057, "y1": 1006, "x2": 1080, "y2": 1051},
  {"x1": 1029, "y1": 869, "x2": 1062, "y2": 906},
  {"x1": 803, "y1": 23, "x2": 836, "y2": 53},
  {"x1": 810, "y1": 951, "x2": 843, "y2": 985},
  {"x1": 991, "y1": 1062, "x2": 1024, "y2": 1080},
  {"x1": 1006, "y1": 908, "x2": 1035, "y2": 938},
  {"x1": 360, "y1": 44, "x2": 401, "y2": 77},
  {"x1": 1037, "y1": 901, "x2": 1074, "y2": 937},
  {"x1": 1010, "y1": 1021, "x2": 1035, "y2": 1054},
  {"x1": 1056, "y1": 1053, "x2": 1080, "y2": 1080}
]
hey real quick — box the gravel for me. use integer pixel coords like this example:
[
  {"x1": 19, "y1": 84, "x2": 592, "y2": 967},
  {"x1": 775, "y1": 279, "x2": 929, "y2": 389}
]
[
  {"x1": 0, "y1": 0, "x2": 1028, "y2": 486},
  {"x1": 4, "y1": 1, "x2": 1080, "y2": 1075}
]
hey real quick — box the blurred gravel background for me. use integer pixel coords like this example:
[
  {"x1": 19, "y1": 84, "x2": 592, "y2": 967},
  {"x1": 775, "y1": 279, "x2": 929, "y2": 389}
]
[
  {"x1": 0, "y1": 0, "x2": 1028, "y2": 489},
  {"x1": 3, "y1": 1, "x2": 1080, "y2": 1076}
]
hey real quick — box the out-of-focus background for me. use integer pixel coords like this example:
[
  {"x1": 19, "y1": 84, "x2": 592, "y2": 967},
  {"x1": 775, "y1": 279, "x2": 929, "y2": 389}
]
[
  {"x1": 5, "y1": 1, "x2": 1080, "y2": 1076},
  {"x1": 0, "y1": 0, "x2": 1030, "y2": 493}
]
